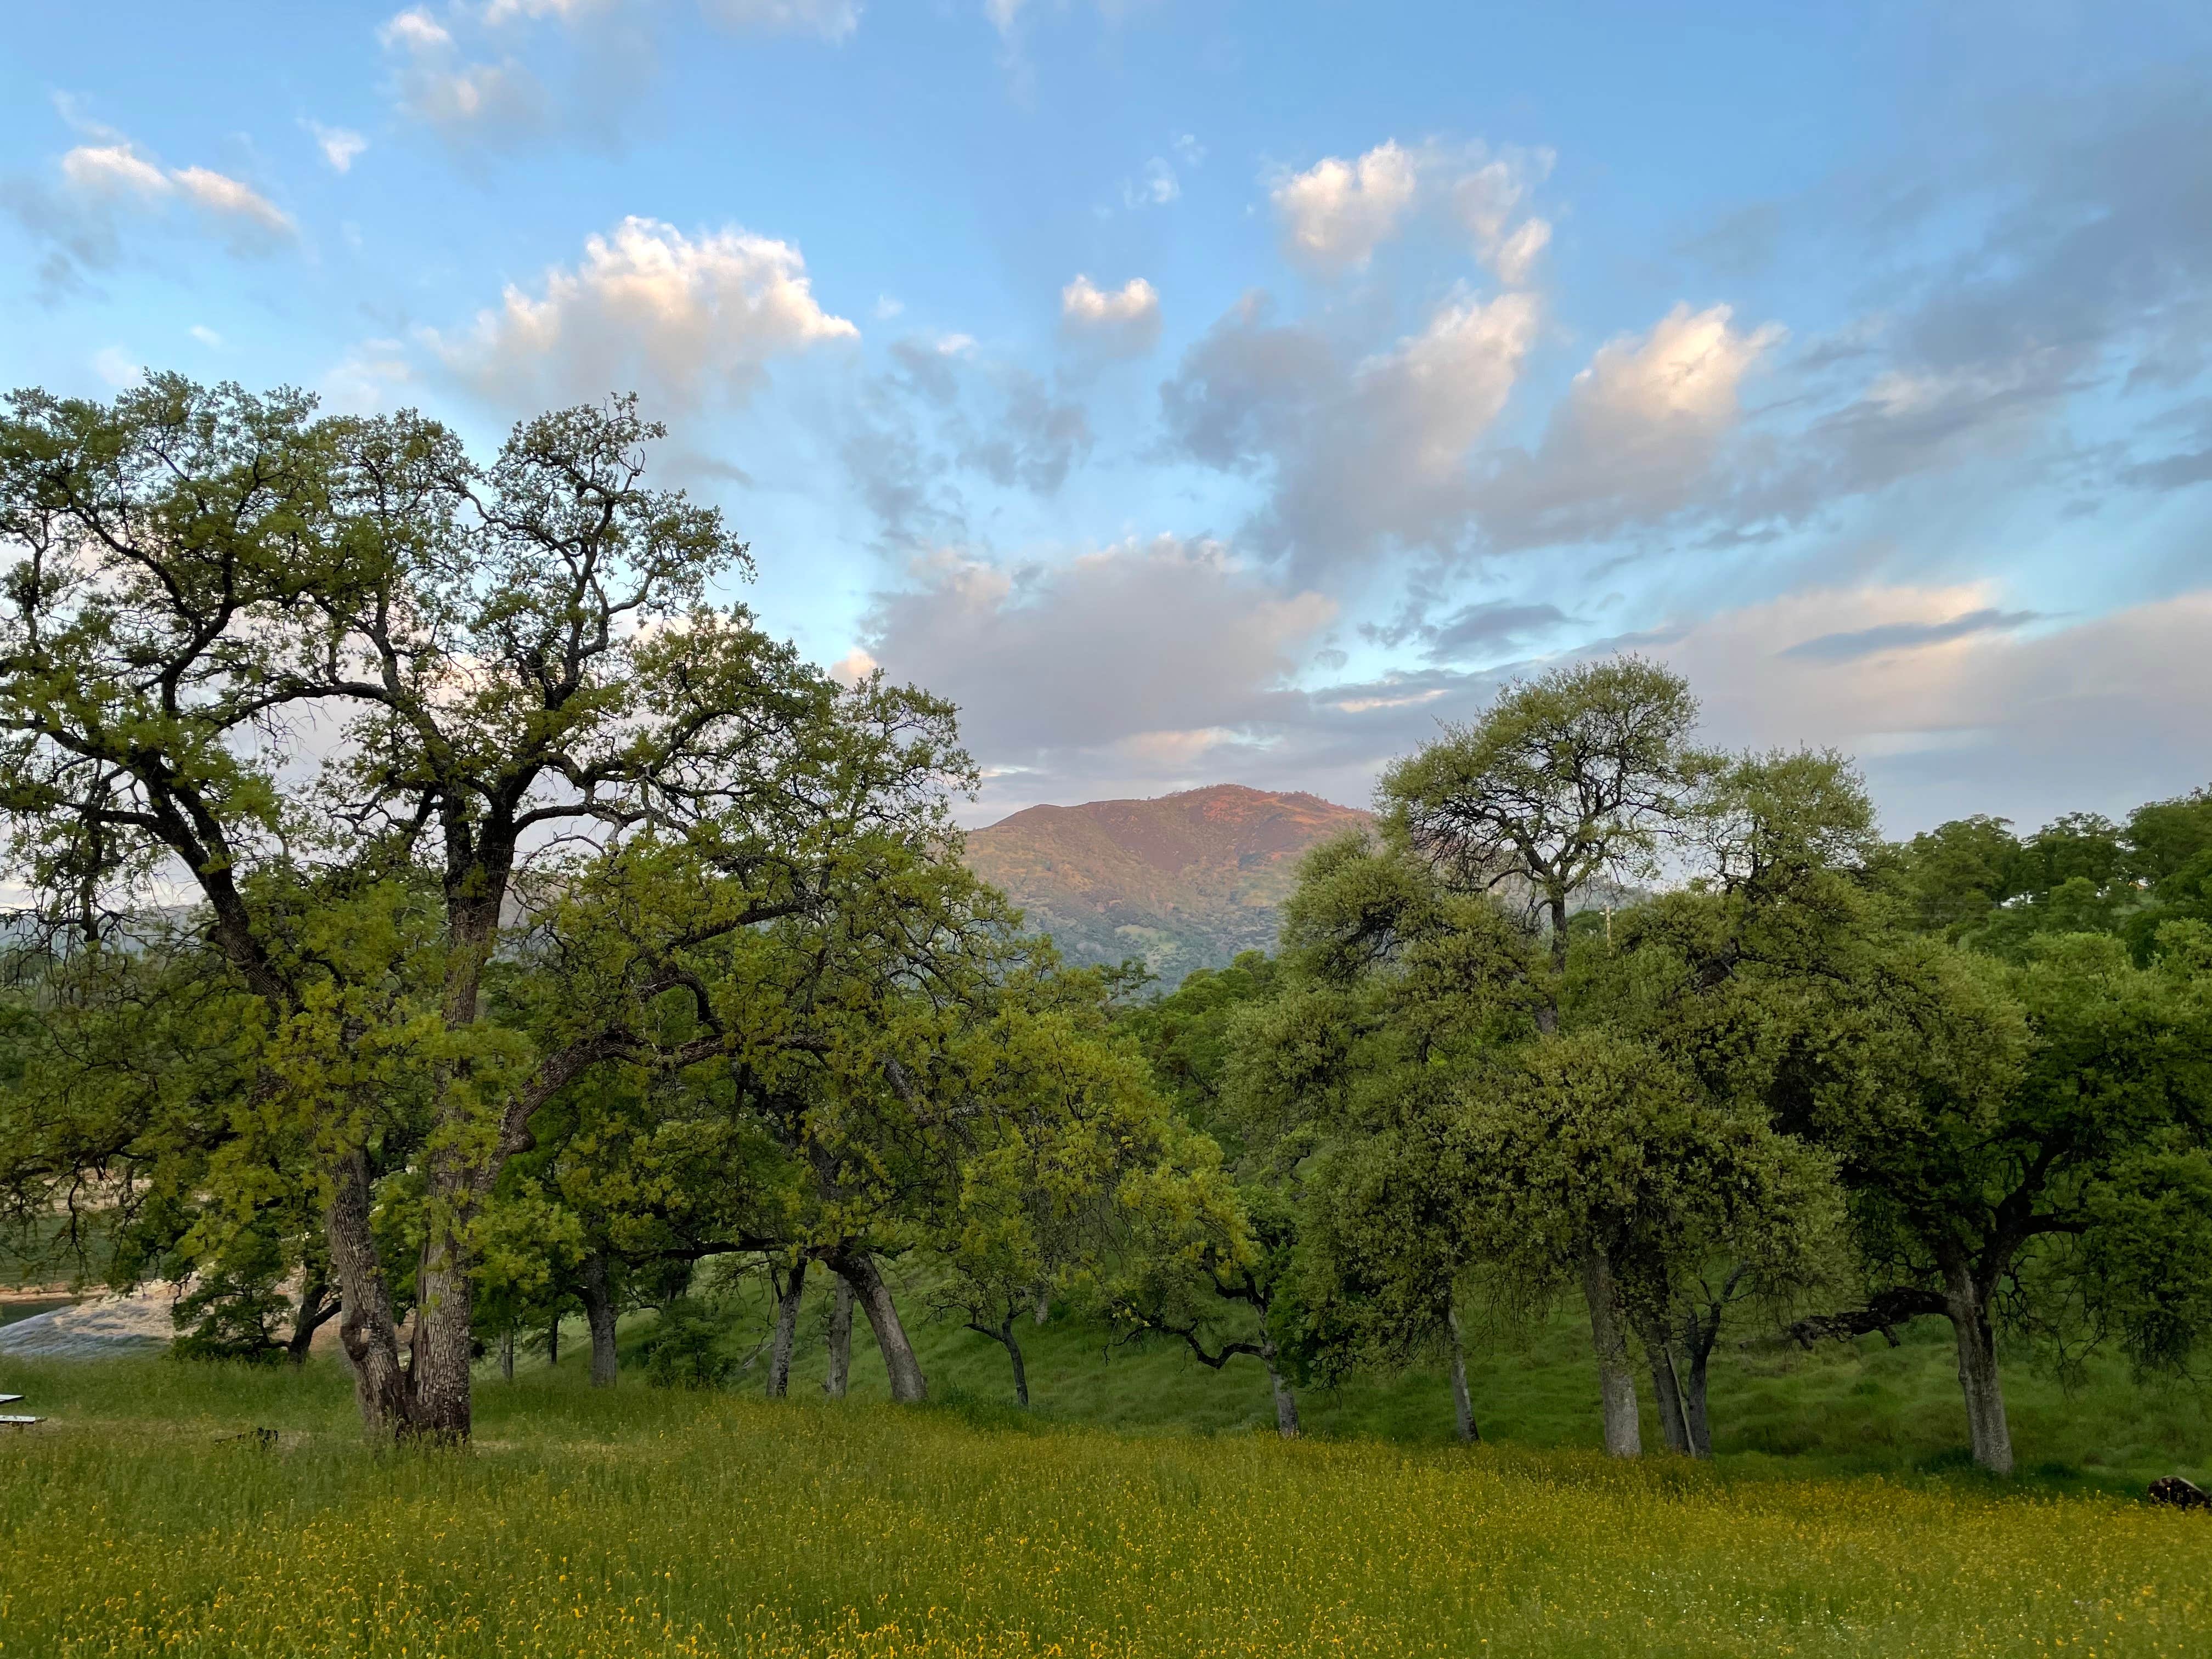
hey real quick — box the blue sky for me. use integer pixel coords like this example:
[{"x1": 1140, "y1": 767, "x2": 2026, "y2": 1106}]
[{"x1": 4, "y1": 0, "x2": 2209, "y2": 832}]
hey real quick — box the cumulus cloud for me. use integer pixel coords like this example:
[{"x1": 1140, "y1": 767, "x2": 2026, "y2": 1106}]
[
  {"x1": 1271, "y1": 142, "x2": 1419, "y2": 274},
  {"x1": 420, "y1": 216, "x2": 857, "y2": 409},
  {"x1": 1271, "y1": 139, "x2": 1553, "y2": 281},
  {"x1": 1472, "y1": 301, "x2": 1785, "y2": 549},
  {"x1": 1163, "y1": 287, "x2": 1539, "y2": 574},
  {"x1": 1059, "y1": 274, "x2": 1161, "y2": 356}
]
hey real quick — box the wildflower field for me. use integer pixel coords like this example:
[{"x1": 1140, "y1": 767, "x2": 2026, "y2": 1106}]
[{"x1": 2, "y1": 1361, "x2": 2208, "y2": 1659}]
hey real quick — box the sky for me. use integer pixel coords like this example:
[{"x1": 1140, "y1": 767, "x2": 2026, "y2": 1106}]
[{"x1": 3, "y1": 1, "x2": 2209, "y2": 837}]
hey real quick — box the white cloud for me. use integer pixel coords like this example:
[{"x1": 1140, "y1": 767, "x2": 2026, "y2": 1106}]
[
  {"x1": 421, "y1": 215, "x2": 857, "y2": 409},
  {"x1": 1491, "y1": 216, "x2": 1551, "y2": 285},
  {"x1": 1443, "y1": 146, "x2": 1554, "y2": 281},
  {"x1": 52, "y1": 137, "x2": 294, "y2": 250},
  {"x1": 189, "y1": 324, "x2": 222, "y2": 348},
  {"x1": 1471, "y1": 301, "x2": 1785, "y2": 549},
  {"x1": 1271, "y1": 138, "x2": 1554, "y2": 284},
  {"x1": 1363, "y1": 290, "x2": 1540, "y2": 479},
  {"x1": 1163, "y1": 286, "x2": 1542, "y2": 572},
  {"x1": 858, "y1": 538, "x2": 1337, "y2": 806},
  {"x1": 1060, "y1": 274, "x2": 1161, "y2": 355},
  {"x1": 306, "y1": 121, "x2": 369, "y2": 173},
  {"x1": 874, "y1": 294, "x2": 905, "y2": 319},
  {"x1": 984, "y1": 0, "x2": 1026, "y2": 35},
  {"x1": 828, "y1": 647, "x2": 880, "y2": 686},
  {"x1": 60, "y1": 144, "x2": 170, "y2": 199},
  {"x1": 1271, "y1": 142, "x2": 1418, "y2": 274},
  {"x1": 169, "y1": 167, "x2": 295, "y2": 239},
  {"x1": 1575, "y1": 301, "x2": 1787, "y2": 429},
  {"x1": 379, "y1": 7, "x2": 454, "y2": 50}
]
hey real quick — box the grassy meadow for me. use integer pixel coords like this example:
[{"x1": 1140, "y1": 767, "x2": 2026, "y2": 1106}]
[
  {"x1": 5, "y1": 1289, "x2": 2212, "y2": 1658},
  {"x1": 638, "y1": 1271, "x2": 2212, "y2": 1490}
]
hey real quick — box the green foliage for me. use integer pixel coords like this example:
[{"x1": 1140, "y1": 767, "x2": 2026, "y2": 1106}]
[
  {"x1": 1887, "y1": 787, "x2": 2212, "y2": 962},
  {"x1": 1381, "y1": 655, "x2": 1718, "y2": 961},
  {"x1": 637, "y1": 1295, "x2": 736, "y2": 1390},
  {"x1": 167, "y1": 1220, "x2": 292, "y2": 1364}
]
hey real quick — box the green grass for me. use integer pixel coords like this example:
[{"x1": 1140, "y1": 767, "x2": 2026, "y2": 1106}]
[
  {"x1": 2, "y1": 1357, "x2": 2209, "y2": 1658},
  {"x1": 607, "y1": 1272, "x2": 2212, "y2": 1493},
  {"x1": 4, "y1": 1282, "x2": 2208, "y2": 1657}
]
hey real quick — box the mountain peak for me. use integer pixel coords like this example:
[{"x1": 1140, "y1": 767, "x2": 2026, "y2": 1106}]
[{"x1": 965, "y1": 785, "x2": 1373, "y2": 985}]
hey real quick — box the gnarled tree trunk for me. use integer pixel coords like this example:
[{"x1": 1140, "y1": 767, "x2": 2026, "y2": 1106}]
[
  {"x1": 830, "y1": 1249, "x2": 926, "y2": 1403},
  {"x1": 823, "y1": 1275, "x2": 854, "y2": 1399},
  {"x1": 324, "y1": 1147, "x2": 410, "y2": 1440},
  {"x1": 1581, "y1": 1247, "x2": 1642, "y2": 1458},
  {"x1": 580, "y1": 1251, "x2": 619, "y2": 1389},
  {"x1": 1943, "y1": 1256, "x2": 2013, "y2": 1474},
  {"x1": 409, "y1": 1218, "x2": 478, "y2": 1441},
  {"x1": 766, "y1": 1257, "x2": 808, "y2": 1400}
]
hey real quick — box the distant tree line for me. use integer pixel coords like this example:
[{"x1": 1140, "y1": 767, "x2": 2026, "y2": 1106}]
[{"x1": 1, "y1": 377, "x2": 2206, "y2": 1477}]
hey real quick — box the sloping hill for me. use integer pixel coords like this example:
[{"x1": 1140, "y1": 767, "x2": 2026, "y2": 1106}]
[{"x1": 964, "y1": 784, "x2": 1373, "y2": 984}]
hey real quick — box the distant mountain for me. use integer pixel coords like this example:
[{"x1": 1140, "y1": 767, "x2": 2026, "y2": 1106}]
[{"x1": 964, "y1": 785, "x2": 1373, "y2": 985}]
